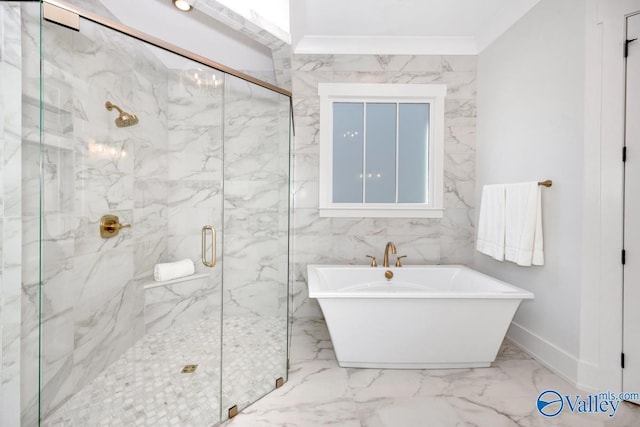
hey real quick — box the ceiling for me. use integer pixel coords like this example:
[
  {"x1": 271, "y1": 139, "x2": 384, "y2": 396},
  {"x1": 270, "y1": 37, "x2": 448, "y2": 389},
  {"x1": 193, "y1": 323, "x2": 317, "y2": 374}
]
[
  {"x1": 97, "y1": 0, "x2": 275, "y2": 71},
  {"x1": 290, "y1": 0, "x2": 542, "y2": 55},
  {"x1": 84, "y1": 0, "x2": 544, "y2": 63}
]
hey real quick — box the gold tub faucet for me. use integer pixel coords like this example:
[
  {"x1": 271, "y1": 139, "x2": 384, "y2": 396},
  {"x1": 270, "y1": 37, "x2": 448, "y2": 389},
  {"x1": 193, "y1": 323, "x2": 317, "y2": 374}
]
[{"x1": 383, "y1": 242, "x2": 397, "y2": 267}]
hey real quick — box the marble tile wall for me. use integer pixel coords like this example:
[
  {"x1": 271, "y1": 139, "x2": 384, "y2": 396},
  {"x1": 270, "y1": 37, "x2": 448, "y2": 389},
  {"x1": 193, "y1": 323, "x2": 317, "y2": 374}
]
[
  {"x1": 223, "y1": 75, "x2": 290, "y2": 318},
  {"x1": 291, "y1": 54, "x2": 477, "y2": 317},
  {"x1": 143, "y1": 275, "x2": 212, "y2": 335},
  {"x1": 157, "y1": 68, "x2": 225, "y2": 336},
  {"x1": 166, "y1": 68, "x2": 223, "y2": 276},
  {"x1": 18, "y1": 12, "x2": 173, "y2": 424},
  {"x1": 18, "y1": 4, "x2": 43, "y2": 425},
  {"x1": 10, "y1": 3, "x2": 290, "y2": 424},
  {"x1": 1, "y1": 4, "x2": 24, "y2": 427},
  {"x1": 220, "y1": 75, "x2": 290, "y2": 418}
]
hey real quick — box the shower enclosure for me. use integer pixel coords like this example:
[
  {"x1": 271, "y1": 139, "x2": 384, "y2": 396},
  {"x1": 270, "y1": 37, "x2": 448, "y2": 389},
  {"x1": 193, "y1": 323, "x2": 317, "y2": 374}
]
[{"x1": 1, "y1": 1, "x2": 291, "y2": 425}]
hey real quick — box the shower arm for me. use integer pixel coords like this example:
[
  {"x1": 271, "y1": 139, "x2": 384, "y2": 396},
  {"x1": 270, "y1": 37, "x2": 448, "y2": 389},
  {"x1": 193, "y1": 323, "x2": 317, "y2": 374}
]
[{"x1": 105, "y1": 101, "x2": 124, "y2": 114}]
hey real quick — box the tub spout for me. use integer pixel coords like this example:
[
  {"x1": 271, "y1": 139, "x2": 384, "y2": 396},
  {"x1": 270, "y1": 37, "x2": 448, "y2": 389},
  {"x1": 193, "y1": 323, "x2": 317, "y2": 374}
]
[{"x1": 383, "y1": 242, "x2": 397, "y2": 267}]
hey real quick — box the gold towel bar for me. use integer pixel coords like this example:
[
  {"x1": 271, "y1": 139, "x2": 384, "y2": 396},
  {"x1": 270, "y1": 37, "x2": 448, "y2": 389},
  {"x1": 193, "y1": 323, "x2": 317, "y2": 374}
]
[{"x1": 538, "y1": 180, "x2": 553, "y2": 187}]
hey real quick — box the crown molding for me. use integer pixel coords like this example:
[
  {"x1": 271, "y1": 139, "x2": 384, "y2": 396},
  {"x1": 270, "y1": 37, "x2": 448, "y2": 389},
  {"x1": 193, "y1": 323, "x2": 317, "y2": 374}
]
[{"x1": 294, "y1": 35, "x2": 478, "y2": 55}]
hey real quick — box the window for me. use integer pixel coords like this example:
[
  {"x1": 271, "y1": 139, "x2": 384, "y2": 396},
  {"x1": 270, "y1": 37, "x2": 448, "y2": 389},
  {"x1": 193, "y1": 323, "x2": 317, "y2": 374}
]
[{"x1": 318, "y1": 83, "x2": 446, "y2": 218}]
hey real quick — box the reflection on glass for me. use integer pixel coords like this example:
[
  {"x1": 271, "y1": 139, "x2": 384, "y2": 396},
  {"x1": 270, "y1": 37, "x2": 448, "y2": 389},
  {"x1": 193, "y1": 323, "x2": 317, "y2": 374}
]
[
  {"x1": 365, "y1": 103, "x2": 396, "y2": 203},
  {"x1": 398, "y1": 103, "x2": 430, "y2": 203},
  {"x1": 332, "y1": 103, "x2": 364, "y2": 203}
]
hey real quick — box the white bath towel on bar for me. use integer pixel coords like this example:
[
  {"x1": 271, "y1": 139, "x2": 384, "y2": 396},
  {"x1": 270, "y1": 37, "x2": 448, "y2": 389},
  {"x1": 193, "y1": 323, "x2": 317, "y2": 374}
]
[
  {"x1": 154, "y1": 259, "x2": 195, "y2": 282},
  {"x1": 476, "y1": 184, "x2": 506, "y2": 261},
  {"x1": 504, "y1": 182, "x2": 544, "y2": 266}
]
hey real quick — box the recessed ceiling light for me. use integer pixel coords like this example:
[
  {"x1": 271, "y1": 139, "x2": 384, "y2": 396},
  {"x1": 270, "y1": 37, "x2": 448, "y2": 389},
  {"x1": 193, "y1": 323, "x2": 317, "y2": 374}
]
[{"x1": 172, "y1": 0, "x2": 193, "y2": 12}]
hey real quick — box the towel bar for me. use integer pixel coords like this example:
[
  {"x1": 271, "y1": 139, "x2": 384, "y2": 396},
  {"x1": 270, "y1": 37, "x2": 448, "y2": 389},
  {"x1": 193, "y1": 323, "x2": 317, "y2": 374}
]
[{"x1": 538, "y1": 180, "x2": 552, "y2": 187}]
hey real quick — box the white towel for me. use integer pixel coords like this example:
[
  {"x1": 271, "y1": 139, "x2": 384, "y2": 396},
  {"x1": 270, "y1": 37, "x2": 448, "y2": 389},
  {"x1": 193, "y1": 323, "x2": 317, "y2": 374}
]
[
  {"x1": 504, "y1": 182, "x2": 544, "y2": 266},
  {"x1": 154, "y1": 259, "x2": 195, "y2": 282},
  {"x1": 476, "y1": 184, "x2": 506, "y2": 261}
]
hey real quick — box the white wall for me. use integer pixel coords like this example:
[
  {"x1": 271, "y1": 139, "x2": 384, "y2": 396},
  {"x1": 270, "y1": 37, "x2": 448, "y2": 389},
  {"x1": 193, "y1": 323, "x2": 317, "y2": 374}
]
[{"x1": 476, "y1": 0, "x2": 585, "y2": 383}]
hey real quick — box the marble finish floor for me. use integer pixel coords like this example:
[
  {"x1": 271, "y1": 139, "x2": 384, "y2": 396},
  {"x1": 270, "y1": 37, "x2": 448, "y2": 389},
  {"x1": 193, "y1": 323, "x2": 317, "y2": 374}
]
[
  {"x1": 224, "y1": 316, "x2": 640, "y2": 427},
  {"x1": 44, "y1": 316, "x2": 286, "y2": 426}
]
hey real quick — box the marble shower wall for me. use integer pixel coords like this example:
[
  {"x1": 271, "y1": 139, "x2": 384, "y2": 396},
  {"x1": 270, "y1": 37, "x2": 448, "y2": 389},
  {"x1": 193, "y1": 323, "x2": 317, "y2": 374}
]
[
  {"x1": 150, "y1": 68, "x2": 226, "y2": 334},
  {"x1": 223, "y1": 75, "x2": 290, "y2": 318},
  {"x1": 220, "y1": 75, "x2": 290, "y2": 415},
  {"x1": 1, "y1": 4, "x2": 24, "y2": 426},
  {"x1": 291, "y1": 54, "x2": 477, "y2": 317},
  {"x1": 9, "y1": 4, "x2": 289, "y2": 423},
  {"x1": 16, "y1": 15, "x2": 289, "y2": 425},
  {"x1": 18, "y1": 14, "x2": 172, "y2": 424}
]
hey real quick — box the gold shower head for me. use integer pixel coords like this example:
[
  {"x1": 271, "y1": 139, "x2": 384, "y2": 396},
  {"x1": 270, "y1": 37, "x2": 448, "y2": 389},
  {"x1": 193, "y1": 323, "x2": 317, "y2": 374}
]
[{"x1": 105, "y1": 101, "x2": 139, "y2": 128}]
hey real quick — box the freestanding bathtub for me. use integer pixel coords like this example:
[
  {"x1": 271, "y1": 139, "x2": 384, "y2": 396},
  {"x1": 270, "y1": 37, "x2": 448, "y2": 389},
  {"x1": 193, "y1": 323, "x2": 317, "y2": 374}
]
[{"x1": 307, "y1": 265, "x2": 533, "y2": 369}]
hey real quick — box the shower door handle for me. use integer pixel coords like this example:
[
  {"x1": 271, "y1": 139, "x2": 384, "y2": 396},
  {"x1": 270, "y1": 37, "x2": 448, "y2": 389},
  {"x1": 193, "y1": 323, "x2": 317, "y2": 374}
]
[{"x1": 201, "y1": 225, "x2": 216, "y2": 268}]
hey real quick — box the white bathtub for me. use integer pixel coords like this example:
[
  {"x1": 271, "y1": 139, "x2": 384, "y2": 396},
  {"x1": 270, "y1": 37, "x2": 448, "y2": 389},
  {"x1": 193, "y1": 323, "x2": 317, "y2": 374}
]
[{"x1": 307, "y1": 265, "x2": 533, "y2": 369}]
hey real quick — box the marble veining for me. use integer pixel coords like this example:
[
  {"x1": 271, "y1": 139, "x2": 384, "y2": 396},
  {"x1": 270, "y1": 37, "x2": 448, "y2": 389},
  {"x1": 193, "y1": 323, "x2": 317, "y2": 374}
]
[
  {"x1": 43, "y1": 315, "x2": 287, "y2": 427},
  {"x1": 1, "y1": 3, "x2": 24, "y2": 427},
  {"x1": 12, "y1": 1, "x2": 290, "y2": 424},
  {"x1": 219, "y1": 76, "x2": 290, "y2": 417},
  {"x1": 19, "y1": 11, "x2": 179, "y2": 422},
  {"x1": 44, "y1": 316, "x2": 224, "y2": 427},
  {"x1": 291, "y1": 55, "x2": 477, "y2": 323},
  {"x1": 18, "y1": 13, "x2": 290, "y2": 427},
  {"x1": 224, "y1": 315, "x2": 640, "y2": 427},
  {"x1": 143, "y1": 274, "x2": 217, "y2": 335}
]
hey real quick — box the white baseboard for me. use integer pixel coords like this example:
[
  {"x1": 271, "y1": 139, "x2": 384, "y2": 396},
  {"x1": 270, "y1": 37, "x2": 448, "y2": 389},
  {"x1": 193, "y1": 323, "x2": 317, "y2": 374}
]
[
  {"x1": 506, "y1": 321, "x2": 580, "y2": 388},
  {"x1": 575, "y1": 360, "x2": 600, "y2": 393}
]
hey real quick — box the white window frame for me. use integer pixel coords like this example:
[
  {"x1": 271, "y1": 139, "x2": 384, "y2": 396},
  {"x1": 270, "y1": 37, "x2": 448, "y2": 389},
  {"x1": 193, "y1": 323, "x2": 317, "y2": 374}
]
[{"x1": 318, "y1": 83, "x2": 446, "y2": 218}]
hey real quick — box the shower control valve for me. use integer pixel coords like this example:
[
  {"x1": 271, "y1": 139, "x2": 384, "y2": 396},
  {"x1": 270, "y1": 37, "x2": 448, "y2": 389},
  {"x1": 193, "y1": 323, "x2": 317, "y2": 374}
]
[{"x1": 100, "y1": 214, "x2": 131, "y2": 238}]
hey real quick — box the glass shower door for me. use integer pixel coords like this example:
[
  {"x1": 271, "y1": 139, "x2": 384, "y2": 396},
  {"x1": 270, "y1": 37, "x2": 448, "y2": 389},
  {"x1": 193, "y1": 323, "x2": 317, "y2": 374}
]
[
  {"x1": 1, "y1": 2, "x2": 40, "y2": 426},
  {"x1": 36, "y1": 12, "x2": 225, "y2": 426},
  {"x1": 221, "y1": 74, "x2": 291, "y2": 418},
  {"x1": 34, "y1": 2, "x2": 291, "y2": 425}
]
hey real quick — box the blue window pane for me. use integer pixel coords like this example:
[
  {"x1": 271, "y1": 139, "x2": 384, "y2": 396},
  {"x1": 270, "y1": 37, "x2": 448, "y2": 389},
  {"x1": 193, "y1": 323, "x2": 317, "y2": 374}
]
[
  {"x1": 398, "y1": 103, "x2": 429, "y2": 203},
  {"x1": 365, "y1": 103, "x2": 396, "y2": 203},
  {"x1": 333, "y1": 103, "x2": 364, "y2": 203}
]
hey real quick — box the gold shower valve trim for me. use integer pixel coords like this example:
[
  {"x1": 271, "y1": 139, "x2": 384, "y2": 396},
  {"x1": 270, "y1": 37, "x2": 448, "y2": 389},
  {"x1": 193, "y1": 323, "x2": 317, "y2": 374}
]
[{"x1": 100, "y1": 215, "x2": 131, "y2": 238}]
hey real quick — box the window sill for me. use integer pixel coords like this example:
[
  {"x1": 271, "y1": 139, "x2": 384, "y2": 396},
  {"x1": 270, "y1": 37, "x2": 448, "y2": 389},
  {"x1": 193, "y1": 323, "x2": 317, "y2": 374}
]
[{"x1": 319, "y1": 207, "x2": 444, "y2": 218}]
